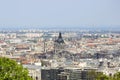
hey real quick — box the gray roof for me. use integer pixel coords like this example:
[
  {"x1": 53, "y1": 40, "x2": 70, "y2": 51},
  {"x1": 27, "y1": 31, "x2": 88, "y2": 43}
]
[{"x1": 23, "y1": 64, "x2": 41, "y2": 69}]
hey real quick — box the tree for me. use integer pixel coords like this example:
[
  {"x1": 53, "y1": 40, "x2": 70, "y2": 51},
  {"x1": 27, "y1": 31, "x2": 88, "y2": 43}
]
[
  {"x1": 0, "y1": 57, "x2": 33, "y2": 80},
  {"x1": 88, "y1": 70, "x2": 120, "y2": 80},
  {"x1": 113, "y1": 72, "x2": 120, "y2": 80},
  {"x1": 88, "y1": 70, "x2": 109, "y2": 80}
]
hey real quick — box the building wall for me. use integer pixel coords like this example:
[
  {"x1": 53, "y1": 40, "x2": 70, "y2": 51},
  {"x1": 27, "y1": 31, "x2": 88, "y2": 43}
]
[{"x1": 41, "y1": 68, "x2": 96, "y2": 80}]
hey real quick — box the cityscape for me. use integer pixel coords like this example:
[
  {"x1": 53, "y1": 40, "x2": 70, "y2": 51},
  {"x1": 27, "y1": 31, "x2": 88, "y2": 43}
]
[
  {"x1": 0, "y1": 29, "x2": 120, "y2": 80},
  {"x1": 0, "y1": 0, "x2": 120, "y2": 80}
]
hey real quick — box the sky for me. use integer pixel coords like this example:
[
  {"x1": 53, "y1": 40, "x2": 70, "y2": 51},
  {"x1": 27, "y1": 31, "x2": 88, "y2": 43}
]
[{"x1": 0, "y1": 0, "x2": 120, "y2": 29}]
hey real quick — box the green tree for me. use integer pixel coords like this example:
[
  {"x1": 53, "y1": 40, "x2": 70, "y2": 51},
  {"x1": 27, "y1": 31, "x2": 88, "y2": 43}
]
[
  {"x1": 88, "y1": 70, "x2": 109, "y2": 80},
  {"x1": 0, "y1": 57, "x2": 33, "y2": 80},
  {"x1": 113, "y1": 72, "x2": 120, "y2": 80}
]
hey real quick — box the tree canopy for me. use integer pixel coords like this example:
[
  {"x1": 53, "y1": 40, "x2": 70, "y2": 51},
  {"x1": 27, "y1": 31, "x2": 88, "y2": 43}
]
[
  {"x1": 113, "y1": 72, "x2": 120, "y2": 80},
  {"x1": 88, "y1": 70, "x2": 120, "y2": 80},
  {"x1": 0, "y1": 57, "x2": 33, "y2": 80}
]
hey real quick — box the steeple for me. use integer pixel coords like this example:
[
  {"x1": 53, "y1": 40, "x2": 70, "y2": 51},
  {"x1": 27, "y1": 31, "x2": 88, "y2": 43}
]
[
  {"x1": 58, "y1": 32, "x2": 62, "y2": 38},
  {"x1": 55, "y1": 32, "x2": 64, "y2": 44},
  {"x1": 54, "y1": 32, "x2": 65, "y2": 58}
]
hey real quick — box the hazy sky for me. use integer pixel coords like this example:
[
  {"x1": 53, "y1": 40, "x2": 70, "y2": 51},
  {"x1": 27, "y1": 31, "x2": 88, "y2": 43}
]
[{"x1": 0, "y1": 0, "x2": 120, "y2": 28}]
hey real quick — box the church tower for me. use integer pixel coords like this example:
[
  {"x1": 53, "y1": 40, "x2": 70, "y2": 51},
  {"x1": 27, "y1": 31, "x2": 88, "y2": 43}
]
[{"x1": 54, "y1": 32, "x2": 65, "y2": 56}]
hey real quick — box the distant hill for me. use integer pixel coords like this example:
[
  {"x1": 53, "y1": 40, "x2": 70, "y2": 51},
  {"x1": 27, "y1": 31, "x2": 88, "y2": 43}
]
[{"x1": 0, "y1": 26, "x2": 120, "y2": 31}]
